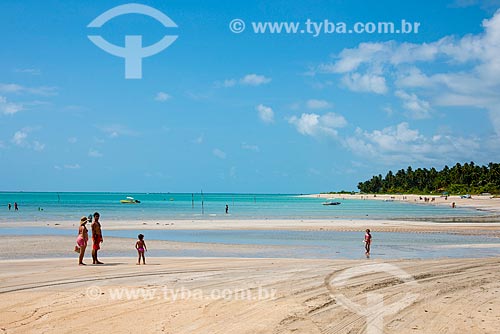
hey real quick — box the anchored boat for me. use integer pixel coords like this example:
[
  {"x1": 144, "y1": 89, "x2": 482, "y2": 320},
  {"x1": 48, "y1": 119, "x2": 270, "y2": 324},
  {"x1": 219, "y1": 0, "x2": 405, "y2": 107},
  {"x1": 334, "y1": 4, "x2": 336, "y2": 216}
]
[{"x1": 120, "y1": 196, "x2": 141, "y2": 204}]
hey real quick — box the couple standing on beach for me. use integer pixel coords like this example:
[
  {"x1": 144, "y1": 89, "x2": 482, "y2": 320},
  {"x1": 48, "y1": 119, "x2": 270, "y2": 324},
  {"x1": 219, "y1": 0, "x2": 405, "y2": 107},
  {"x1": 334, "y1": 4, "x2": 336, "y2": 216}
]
[{"x1": 75, "y1": 212, "x2": 103, "y2": 266}]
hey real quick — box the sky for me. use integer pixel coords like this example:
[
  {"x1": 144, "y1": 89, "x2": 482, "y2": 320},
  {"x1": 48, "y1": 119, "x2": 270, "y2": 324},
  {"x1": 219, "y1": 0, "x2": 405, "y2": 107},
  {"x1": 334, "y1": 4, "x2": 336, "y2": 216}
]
[{"x1": 1, "y1": 0, "x2": 500, "y2": 193}]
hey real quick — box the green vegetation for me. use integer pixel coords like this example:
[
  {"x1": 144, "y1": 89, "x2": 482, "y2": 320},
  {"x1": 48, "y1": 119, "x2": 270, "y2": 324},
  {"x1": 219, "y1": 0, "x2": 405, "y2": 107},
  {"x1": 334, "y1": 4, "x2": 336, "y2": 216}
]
[{"x1": 357, "y1": 162, "x2": 500, "y2": 195}]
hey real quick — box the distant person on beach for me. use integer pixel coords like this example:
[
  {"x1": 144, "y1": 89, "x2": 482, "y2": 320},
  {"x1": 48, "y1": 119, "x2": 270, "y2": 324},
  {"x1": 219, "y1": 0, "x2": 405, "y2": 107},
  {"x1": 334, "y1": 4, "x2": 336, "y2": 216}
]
[
  {"x1": 364, "y1": 229, "x2": 372, "y2": 257},
  {"x1": 225, "y1": 204, "x2": 229, "y2": 214},
  {"x1": 75, "y1": 216, "x2": 89, "y2": 265},
  {"x1": 135, "y1": 234, "x2": 147, "y2": 265},
  {"x1": 14, "y1": 202, "x2": 18, "y2": 211},
  {"x1": 91, "y1": 212, "x2": 104, "y2": 264},
  {"x1": 8, "y1": 203, "x2": 11, "y2": 210}
]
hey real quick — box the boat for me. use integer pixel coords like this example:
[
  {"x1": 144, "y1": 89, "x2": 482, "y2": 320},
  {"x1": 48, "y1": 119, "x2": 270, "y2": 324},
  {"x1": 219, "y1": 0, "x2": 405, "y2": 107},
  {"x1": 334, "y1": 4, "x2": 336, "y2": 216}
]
[
  {"x1": 120, "y1": 196, "x2": 141, "y2": 204},
  {"x1": 322, "y1": 201, "x2": 341, "y2": 206}
]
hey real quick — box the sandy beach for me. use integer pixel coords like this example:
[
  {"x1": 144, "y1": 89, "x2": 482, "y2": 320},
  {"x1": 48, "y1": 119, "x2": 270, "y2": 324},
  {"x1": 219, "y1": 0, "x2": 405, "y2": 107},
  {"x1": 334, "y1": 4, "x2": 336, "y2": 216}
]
[
  {"x1": 0, "y1": 257, "x2": 498, "y2": 333},
  {"x1": 307, "y1": 193, "x2": 500, "y2": 214},
  {"x1": 1, "y1": 194, "x2": 499, "y2": 333}
]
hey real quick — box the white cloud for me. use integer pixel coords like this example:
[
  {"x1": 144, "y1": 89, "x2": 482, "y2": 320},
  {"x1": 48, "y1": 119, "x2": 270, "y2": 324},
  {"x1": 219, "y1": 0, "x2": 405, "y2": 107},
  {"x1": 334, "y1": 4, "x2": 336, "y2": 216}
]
[
  {"x1": 341, "y1": 72, "x2": 388, "y2": 94},
  {"x1": 240, "y1": 74, "x2": 271, "y2": 86},
  {"x1": 241, "y1": 143, "x2": 260, "y2": 152},
  {"x1": 11, "y1": 130, "x2": 28, "y2": 146},
  {"x1": 395, "y1": 90, "x2": 431, "y2": 119},
  {"x1": 344, "y1": 122, "x2": 482, "y2": 164},
  {"x1": 289, "y1": 112, "x2": 347, "y2": 138},
  {"x1": 0, "y1": 83, "x2": 57, "y2": 96},
  {"x1": 213, "y1": 148, "x2": 226, "y2": 159},
  {"x1": 320, "y1": 10, "x2": 500, "y2": 135},
  {"x1": 10, "y1": 128, "x2": 44, "y2": 150},
  {"x1": 256, "y1": 104, "x2": 274, "y2": 123},
  {"x1": 306, "y1": 99, "x2": 332, "y2": 109},
  {"x1": 155, "y1": 92, "x2": 171, "y2": 102},
  {"x1": 68, "y1": 137, "x2": 77, "y2": 144},
  {"x1": 217, "y1": 74, "x2": 272, "y2": 88},
  {"x1": 88, "y1": 149, "x2": 103, "y2": 158},
  {"x1": 0, "y1": 96, "x2": 24, "y2": 115}
]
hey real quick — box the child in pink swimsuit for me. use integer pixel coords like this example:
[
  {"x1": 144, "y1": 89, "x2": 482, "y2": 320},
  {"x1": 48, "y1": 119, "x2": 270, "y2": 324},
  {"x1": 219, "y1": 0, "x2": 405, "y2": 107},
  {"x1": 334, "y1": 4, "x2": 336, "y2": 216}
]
[
  {"x1": 135, "y1": 234, "x2": 147, "y2": 265},
  {"x1": 364, "y1": 229, "x2": 372, "y2": 258}
]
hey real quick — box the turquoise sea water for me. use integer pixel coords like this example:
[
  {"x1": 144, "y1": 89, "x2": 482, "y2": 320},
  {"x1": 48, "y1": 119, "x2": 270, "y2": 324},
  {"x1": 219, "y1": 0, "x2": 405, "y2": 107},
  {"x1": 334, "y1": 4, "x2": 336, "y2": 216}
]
[
  {"x1": 0, "y1": 192, "x2": 489, "y2": 222},
  {"x1": 0, "y1": 193, "x2": 498, "y2": 259}
]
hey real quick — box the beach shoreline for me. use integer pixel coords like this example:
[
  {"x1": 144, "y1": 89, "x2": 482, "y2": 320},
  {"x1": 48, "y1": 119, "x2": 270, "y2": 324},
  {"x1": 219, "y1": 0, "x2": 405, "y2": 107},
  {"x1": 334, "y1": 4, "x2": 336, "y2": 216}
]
[{"x1": 304, "y1": 193, "x2": 500, "y2": 213}]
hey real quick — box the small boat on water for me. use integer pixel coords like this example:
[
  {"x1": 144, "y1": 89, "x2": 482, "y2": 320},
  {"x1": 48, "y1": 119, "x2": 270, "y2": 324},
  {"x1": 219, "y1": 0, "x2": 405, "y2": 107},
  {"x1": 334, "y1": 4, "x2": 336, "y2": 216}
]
[
  {"x1": 322, "y1": 201, "x2": 341, "y2": 206},
  {"x1": 120, "y1": 196, "x2": 141, "y2": 204}
]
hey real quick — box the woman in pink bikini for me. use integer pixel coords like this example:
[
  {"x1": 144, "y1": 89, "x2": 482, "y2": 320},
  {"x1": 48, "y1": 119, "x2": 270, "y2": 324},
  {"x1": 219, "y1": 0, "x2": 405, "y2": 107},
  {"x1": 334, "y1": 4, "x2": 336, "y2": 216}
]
[
  {"x1": 135, "y1": 234, "x2": 147, "y2": 265},
  {"x1": 75, "y1": 216, "x2": 89, "y2": 265}
]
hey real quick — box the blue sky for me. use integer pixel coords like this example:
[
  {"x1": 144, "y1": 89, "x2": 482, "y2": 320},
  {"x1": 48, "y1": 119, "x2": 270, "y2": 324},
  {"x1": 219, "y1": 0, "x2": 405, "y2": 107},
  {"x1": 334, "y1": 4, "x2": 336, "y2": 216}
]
[{"x1": 1, "y1": 0, "x2": 500, "y2": 193}]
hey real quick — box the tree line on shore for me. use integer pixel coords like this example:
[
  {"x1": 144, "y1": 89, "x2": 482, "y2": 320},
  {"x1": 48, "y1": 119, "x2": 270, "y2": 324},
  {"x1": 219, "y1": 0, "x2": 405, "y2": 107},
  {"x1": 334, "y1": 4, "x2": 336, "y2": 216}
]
[{"x1": 357, "y1": 162, "x2": 500, "y2": 195}]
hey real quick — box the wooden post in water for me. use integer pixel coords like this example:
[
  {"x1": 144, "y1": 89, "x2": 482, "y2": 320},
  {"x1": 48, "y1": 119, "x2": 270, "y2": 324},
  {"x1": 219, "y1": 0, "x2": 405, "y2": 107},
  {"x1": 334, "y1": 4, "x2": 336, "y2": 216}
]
[{"x1": 201, "y1": 189, "x2": 204, "y2": 215}]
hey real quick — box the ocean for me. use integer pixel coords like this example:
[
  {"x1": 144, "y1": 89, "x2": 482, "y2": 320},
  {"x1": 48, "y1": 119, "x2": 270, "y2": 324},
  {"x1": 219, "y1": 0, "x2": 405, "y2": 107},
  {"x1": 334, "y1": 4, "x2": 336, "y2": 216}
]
[{"x1": 0, "y1": 192, "x2": 489, "y2": 222}]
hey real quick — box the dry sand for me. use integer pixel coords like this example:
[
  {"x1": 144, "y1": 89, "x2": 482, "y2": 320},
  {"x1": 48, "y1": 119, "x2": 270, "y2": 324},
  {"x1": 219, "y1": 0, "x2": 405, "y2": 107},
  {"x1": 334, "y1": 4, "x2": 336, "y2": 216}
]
[{"x1": 0, "y1": 257, "x2": 498, "y2": 333}]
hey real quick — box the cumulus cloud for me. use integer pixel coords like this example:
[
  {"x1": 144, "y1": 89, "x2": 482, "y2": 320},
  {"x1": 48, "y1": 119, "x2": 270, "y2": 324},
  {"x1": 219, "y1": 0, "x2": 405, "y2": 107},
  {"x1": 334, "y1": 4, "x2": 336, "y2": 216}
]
[
  {"x1": 0, "y1": 96, "x2": 24, "y2": 115},
  {"x1": 240, "y1": 74, "x2": 272, "y2": 86},
  {"x1": 11, "y1": 130, "x2": 28, "y2": 146},
  {"x1": 319, "y1": 9, "x2": 500, "y2": 135},
  {"x1": 213, "y1": 148, "x2": 226, "y2": 159},
  {"x1": 154, "y1": 92, "x2": 171, "y2": 102},
  {"x1": 306, "y1": 99, "x2": 332, "y2": 109},
  {"x1": 341, "y1": 72, "x2": 388, "y2": 94},
  {"x1": 344, "y1": 122, "x2": 482, "y2": 165},
  {"x1": 395, "y1": 90, "x2": 431, "y2": 119},
  {"x1": 256, "y1": 104, "x2": 274, "y2": 123},
  {"x1": 289, "y1": 112, "x2": 347, "y2": 138},
  {"x1": 10, "y1": 128, "x2": 44, "y2": 150}
]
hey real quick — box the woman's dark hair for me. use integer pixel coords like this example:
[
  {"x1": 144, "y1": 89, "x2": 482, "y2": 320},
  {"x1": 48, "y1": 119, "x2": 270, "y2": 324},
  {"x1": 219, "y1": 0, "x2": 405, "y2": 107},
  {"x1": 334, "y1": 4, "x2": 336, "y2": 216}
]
[{"x1": 138, "y1": 234, "x2": 144, "y2": 240}]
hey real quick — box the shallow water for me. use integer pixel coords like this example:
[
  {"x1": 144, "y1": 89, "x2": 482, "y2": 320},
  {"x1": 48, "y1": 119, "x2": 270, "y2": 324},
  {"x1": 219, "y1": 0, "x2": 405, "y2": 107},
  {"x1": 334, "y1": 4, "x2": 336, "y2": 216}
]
[{"x1": 1, "y1": 227, "x2": 498, "y2": 260}]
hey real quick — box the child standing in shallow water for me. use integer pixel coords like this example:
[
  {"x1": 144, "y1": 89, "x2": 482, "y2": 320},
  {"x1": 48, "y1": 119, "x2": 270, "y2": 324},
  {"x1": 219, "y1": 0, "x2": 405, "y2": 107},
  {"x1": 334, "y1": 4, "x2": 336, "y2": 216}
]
[
  {"x1": 135, "y1": 234, "x2": 147, "y2": 265},
  {"x1": 364, "y1": 229, "x2": 372, "y2": 258}
]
